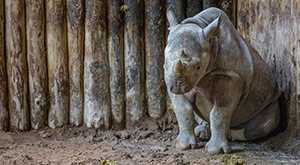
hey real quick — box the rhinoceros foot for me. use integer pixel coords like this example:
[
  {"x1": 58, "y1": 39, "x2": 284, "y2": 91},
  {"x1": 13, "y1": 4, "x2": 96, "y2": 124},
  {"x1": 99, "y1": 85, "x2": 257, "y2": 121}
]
[
  {"x1": 173, "y1": 133, "x2": 198, "y2": 150},
  {"x1": 205, "y1": 138, "x2": 231, "y2": 155}
]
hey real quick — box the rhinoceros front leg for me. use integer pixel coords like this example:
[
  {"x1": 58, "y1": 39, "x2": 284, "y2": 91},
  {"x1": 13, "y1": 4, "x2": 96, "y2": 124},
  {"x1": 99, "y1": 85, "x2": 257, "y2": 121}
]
[
  {"x1": 206, "y1": 105, "x2": 234, "y2": 154},
  {"x1": 171, "y1": 94, "x2": 197, "y2": 150},
  {"x1": 205, "y1": 72, "x2": 243, "y2": 155}
]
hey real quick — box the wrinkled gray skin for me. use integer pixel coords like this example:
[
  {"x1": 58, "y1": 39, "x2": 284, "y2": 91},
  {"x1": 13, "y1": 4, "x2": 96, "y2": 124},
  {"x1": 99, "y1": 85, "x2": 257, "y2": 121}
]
[{"x1": 164, "y1": 7, "x2": 281, "y2": 155}]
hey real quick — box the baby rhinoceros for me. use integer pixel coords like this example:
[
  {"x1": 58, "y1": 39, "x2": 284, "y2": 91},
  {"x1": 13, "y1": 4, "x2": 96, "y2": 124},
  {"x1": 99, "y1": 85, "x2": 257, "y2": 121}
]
[{"x1": 164, "y1": 7, "x2": 284, "y2": 155}]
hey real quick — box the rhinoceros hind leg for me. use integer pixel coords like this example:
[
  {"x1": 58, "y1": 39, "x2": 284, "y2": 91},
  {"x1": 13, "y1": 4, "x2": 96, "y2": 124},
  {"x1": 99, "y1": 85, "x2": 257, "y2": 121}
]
[{"x1": 230, "y1": 101, "x2": 280, "y2": 141}]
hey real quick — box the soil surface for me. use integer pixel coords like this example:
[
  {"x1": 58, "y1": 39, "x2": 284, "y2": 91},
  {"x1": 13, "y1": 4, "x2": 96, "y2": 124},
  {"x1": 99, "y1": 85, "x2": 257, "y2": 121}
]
[{"x1": 0, "y1": 112, "x2": 299, "y2": 165}]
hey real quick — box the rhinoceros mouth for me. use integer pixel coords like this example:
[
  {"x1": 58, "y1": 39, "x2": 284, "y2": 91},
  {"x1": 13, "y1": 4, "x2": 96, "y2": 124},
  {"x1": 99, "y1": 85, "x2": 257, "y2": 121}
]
[{"x1": 170, "y1": 82, "x2": 192, "y2": 94}]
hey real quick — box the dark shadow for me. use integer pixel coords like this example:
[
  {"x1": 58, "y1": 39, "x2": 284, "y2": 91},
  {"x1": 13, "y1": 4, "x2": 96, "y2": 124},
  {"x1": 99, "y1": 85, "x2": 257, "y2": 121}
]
[{"x1": 230, "y1": 148, "x2": 244, "y2": 154}]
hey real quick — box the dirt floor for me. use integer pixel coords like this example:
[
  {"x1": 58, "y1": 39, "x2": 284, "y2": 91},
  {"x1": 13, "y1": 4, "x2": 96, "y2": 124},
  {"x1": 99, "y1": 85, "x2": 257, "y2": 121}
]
[{"x1": 0, "y1": 112, "x2": 300, "y2": 165}]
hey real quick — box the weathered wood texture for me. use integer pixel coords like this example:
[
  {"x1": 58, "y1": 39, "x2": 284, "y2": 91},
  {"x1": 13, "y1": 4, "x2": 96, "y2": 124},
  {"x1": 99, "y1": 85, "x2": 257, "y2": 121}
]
[
  {"x1": 46, "y1": 0, "x2": 69, "y2": 128},
  {"x1": 237, "y1": 1, "x2": 250, "y2": 40},
  {"x1": 67, "y1": 0, "x2": 84, "y2": 126},
  {"x1": 186, "y1": 0, "x2": 202, "y2": 17},
  {"x1": 84, "y1": 0, "x2": 111, "y2": 129},
  {"x1": 1, "y1": 0, "x2": 240, "y2": 131},
  {"x1": 108, "y1": 0, "x2": 125, "y2": 129},
  {"x1": 237, "y1": 0, "x2": 300, "y2": 129},
  {"x1": 5, "y1": 0, "x2": 29, "y2": 131},
  {"x1": 26, "y1": 0, "x2": 48, "y2": 129},
  {"x1": 203, "y1": 0, "x2": 218, "y2": 9},
  {"x1": 145, "y1": 0, "x2": 166, "y2": 119},
  {"x1": 220, "y1": 0, "x2": 236, "y2": 25},
  {"x1": 0, "y1": 0, "x2": 8, "y2": 131},
  {"x1": 124, "y1": 0, "x2": 145, "y2": 127}
]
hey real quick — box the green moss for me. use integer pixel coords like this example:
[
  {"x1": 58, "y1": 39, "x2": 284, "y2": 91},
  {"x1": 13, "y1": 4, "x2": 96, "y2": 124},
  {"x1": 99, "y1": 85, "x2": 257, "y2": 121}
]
[
  {"x1": 100, "y1": 160, "x2": 116, "y2": 165},
  {"x1": 197, "y1": 154, "x2": 246, "y2": 165},
  {"x1": 221, "y1": 154, "x2": 246, "y2": 165}
]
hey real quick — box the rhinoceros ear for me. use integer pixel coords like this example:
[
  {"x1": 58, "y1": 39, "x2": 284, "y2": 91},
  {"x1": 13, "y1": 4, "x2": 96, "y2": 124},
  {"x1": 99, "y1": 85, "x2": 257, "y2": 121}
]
[
  {"x1": 167, "y1": 6, "x2": 178, "y2": 29},
  {"x1": 203, "y1": 14, "x2": 221, "y2": 39}
]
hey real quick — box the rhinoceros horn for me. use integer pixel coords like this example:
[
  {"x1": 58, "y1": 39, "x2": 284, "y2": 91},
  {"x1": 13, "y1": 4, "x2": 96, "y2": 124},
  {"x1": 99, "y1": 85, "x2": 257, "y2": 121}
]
[
  {"x1": 174, "y1": 60, "x2": 184, "y2": 73},
  {"x1": 167, "y1": 6, "x2": 178, "y2": 29},
  {"x1": 203, "y1": 14, "x2": 221, "y2": 39}
]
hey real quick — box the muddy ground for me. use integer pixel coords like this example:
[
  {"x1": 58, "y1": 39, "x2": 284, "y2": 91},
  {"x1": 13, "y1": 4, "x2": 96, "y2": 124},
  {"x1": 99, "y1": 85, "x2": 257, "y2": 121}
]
[{"x1": 0, "y1": 112, "x2": 299, "y2": 165}]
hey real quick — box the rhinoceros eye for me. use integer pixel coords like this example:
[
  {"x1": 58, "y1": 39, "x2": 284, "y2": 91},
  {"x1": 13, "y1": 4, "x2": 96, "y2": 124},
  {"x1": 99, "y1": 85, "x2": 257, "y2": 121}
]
[{"x1": 197, "y1": 66, "x2": 201, "y2": 70}]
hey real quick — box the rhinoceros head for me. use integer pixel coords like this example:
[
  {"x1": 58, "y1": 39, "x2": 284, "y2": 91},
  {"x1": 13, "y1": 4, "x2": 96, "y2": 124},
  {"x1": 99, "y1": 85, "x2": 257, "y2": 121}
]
[{"x1": 164, "y1": 7, "x2": 221, "y2": 94}]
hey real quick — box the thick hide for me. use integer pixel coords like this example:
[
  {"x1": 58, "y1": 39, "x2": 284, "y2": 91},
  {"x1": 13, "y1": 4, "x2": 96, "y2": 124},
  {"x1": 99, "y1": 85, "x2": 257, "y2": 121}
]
[{"x1": 165, "y1": 7, "x2": 281, "y2": 155}]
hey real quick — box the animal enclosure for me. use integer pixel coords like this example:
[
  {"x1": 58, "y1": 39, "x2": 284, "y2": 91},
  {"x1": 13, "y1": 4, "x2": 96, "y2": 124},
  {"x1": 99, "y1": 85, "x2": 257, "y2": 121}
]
[
  {"x1": 0, "y1": 0, "x2": 299, "y2": 135},
  {"x1": 0, "y1": 0, "x2": 236, "y2": 131},
  {"x1": 1, "y1": 0, "x2": 300, "y2": 164}
]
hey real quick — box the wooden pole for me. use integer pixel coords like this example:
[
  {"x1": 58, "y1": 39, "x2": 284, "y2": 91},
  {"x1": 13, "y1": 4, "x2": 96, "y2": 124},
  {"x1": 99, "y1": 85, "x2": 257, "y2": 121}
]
[
  {"x1": 46, "y1": 0, "x2": 69, "y2": 128},
  {"x1": 84, "y1": 0, "x2": 111, "y2": 129},
  {"x1": 0, "y1": 0, "x2": 8, "y2": 131},
  {"x1": 237, "y1": 0, "x2": 249, "y2": 40},
  {"x1": 145, "y1": 0, "x2": 166, "y2": 119},
  {"x1": 203, "y1": 0, "x2": 218, "y2": 9},
  {"x1": 220, "y1": 0, "x2": 235, "y2": 23},
  {"x1": 5, "y1": 0, "x2": 29, "y2": 131},
  {"x1": 67, "y1": 0, "x2": 84, "y2": 126},
  {"x1": 232, "y1": 0, "x2": 237, "y2": 27},
  {"x1": 26, "y1": 0, "x2": 48, "y2": 129},
  {"x1": 124, "y1": 0, "x2": 145, "y2": 127},
  {"x1": 108, "y1": 0, "x2": 125, "y2": 129},
  {"x1": 186, "y1": 0, "x2": 202, "y2": 17}
]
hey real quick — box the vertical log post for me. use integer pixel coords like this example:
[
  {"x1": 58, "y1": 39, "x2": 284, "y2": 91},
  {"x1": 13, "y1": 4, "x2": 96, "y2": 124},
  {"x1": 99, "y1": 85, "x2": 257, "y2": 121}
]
[
  {"x1": 220, "y1": 0, "x2": 235, "y2": 24},
  {"x1": 145, "y1": 0, "x2": 166, "y2": 119},
  {"x1": 232, "y1": 0, "x2": 237, "y2": 26},
  {"x1": 46, "y1": 0, "x2": 69, "y2": 128},
  {"x1": 124, "y1": 0, "x2": 145, "y2": 127},
  {"x1": 0, "y1": 0, "x2": 8, "y2": 131},
  {"x1": 108, "y1": 0, "x2": 125, "y2": 129},
  {"x1": 186, "y1": 0, "x2": 202, "y2": 17},
  {"x1": 67, "y1": 0, "x2": 84, "y2": 126},
  {"x1": 5, "y1": 0, "x2": 29, "y2": 131},
  {"x1": 26, "y1": 0, "x2": 48, "y2": 129},
  {"x1": 203, "y1": 0, "x2": 218, "y2": 9},
  {"x1": 84, "y1": 0, "x2": 111, "y2": 129},
  {"x1": 237, "y1": 0, "x2": 249, "y2": 41}
]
